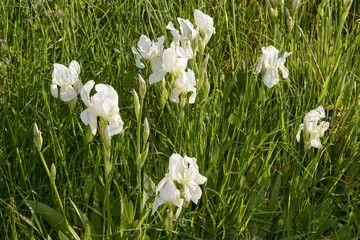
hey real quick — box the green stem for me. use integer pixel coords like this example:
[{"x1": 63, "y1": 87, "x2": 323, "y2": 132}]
[
  {"x1": 136, "y1": 95, "x2": 144, "y2": 213},
  {"x1": 37, "y1": 150, "x2": 73, "y2": 237}
]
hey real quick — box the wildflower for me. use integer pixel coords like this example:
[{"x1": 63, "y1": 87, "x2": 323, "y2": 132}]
[
  {"x1": 80, "y1": 80, "x2": 124, "y2": 136},
  {"x1": 51, "y1": 60, "x2": 82, "y2": 102},
  {"x1": 152, "y1": 153, "x2": 207, "y2": 218},
  {"x1": 166, "y1": 18, "x2": 198, "y2": 59},
  {"x1": 254, "y1": 46, "x2": 291, "y2": 88},
  {"x1": 6, "y1": 58, "x2": 11, "y2": 63},
  {"x1": 151, "y1": 178, "x2": 184, "y2": 218},
  {"x1": 167, "y1": 154, "x2": 207, "y2": 204},
  {"x1": 33, "y1": 123, "x2": 43, "y2": 151},
  {"x1": 170, "y1": 69, "x2": 197, "y2": 104},
  {"x1": 296, "y1": 106, "x2": 329, "y2": 150},
  {"x1": 194, "y1": 9, "x2": 215, "y2": 45},
  {"x1": 132, "y1": 35, "x2": 165, "y2": 70},
  {"x1": 149, "y1": 47, "x2": 188, "y2": 85}
]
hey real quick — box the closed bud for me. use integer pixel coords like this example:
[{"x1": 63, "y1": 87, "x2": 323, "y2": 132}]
[
  {"x1": 270, "y1": 8, "x2": 278, "y2": 19},
  {"x1": 50, "y1": 163, "x2": 56, "y2": 183},
  {"x1": 291, "y1": 0, "x2": 301, "y2": 16},
  {"x1": 133, "y1": 89, "x2": 140, "y2": 120},
  {"x1": 138, "y1": 74, "x2": 146, "y2": 99},
  {"x1": 143, "y1": 117, "x2": 150, "y2": 144},
  {"x1": 287, "y1": 16, "x2": 295, "y2": 30},
  {"x1": 33, "y1": 123, "x2": 43, "y2": 151},
  {"x1": 159, "y1": 88, "x2": 169, "y2": 110}
]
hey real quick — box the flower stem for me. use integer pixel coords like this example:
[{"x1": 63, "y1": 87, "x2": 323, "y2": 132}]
[{"x1": 37, "y1": 150, "x2": 74, "y2": 238}]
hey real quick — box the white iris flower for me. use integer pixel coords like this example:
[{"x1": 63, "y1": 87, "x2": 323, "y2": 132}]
[
  {"x1": 166, "y1": 18, "x2": 198, "y2": 59},
  {"x1": 152, "y1": 154, "x2": 207, "y2": 218},
  {"x1": 296, "y1": 106, "x2": 329, "y2": 150},
  {"x1": 149, "y1": 47, "x2": 188, "y2": 85},
  {"x1": 194, "y1": 9, "x2": 215, "y2": 45},
  {"x1": 132, "y1": 35, "x2": 165, "y2": 71},
  {"x1": 167, "y1": 154, "x2": 207, "y2": 204},
  {"x1": 80, "y1": 80, "x2": 124, "y2": 136},
  {"x1": 51, "y1": 60, "x2": 82, "y2": 102},
  {"x1": 151, "y1": 178, "x2": 184, "y2": 218},
  {"x1": 254, "y1": 46, "x2": 291, "y2": 88},
  {"x1": 170, "y1": 69, "x2": 197, "y2": 104}
]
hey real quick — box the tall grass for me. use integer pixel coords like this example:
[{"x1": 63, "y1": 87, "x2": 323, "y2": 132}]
[{"x1": 1, "y1": 0, "x2": 359, "y2": 239}]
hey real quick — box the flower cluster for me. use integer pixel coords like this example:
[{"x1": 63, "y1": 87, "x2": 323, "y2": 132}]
[
  {"x1": 132, "y1": 9, "x2": 215, "y2": 104},
  {"x1": 51, "y1": 61, "x2": 124, "y2": 142},
  {"x1": 152, "y1": 154, "x2": 207, "y2": 218}
]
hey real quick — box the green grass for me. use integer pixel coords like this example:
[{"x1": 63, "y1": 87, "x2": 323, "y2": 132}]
[{"x1": 1, "y1": 0, "x2": 360, "y2": 239}]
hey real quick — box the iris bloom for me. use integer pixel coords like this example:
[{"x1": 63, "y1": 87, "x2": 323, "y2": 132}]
[
  {"x1": 194, "y1": 9, "x2": 215, "y2": 45},
  {"x1": 132, "y1": 35, "x2": 165, "y2": 71},
  {"x1": 151, "y1": 178, "x2": 184, "y2": 218},
  {"x1": 166, "y1": 18, "x2": 198, "y2": 59},
  {"x1": 254, "y1": 46, "x2": 291, "y2": 88},
  {"x1": 167, "y1": 154, "x2": 207, "y2": 204},
  {"x1": 51, "y1": 60, "x2": 82, "y2": 102},
  {"x1": 149, "y1": 47, "x2": 188, "y2": 85},
  {"x1": 296, "y1": 106, "x2": 329, "y2": 150},
  {"x1": 170, "y1": 69, "x2": 197, "y2": 104},
  {"x1": 80, "y1": 80, "x2": 123, "y2": 136}
]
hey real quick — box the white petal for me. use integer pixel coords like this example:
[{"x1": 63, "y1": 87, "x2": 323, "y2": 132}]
[
  {"x1": 50, "y1": 83, "x2": 59, "y2": 98},
  {"x1": 263, "y1": 68, "x2": 279, "y2": 88},
  {"x1": 254, "y1": 60, "x2": 263, "y2": 74},
  {"x1": 150, "y1": 57, "x2": 163, "y2": 73},
  {"x1": 60, "y1": 86, "x2": 77, "y2": 102},
  {"x1": 108, "y1": 114, "x2": 124, "y2": 136},
  {"x1": 81, "y1": 80, "x2": 95, "y2": 107},
  {"x1": 204, "y1": 28, "x2": 214, "y2": 45},
  {"x1": 151, "y1": 197, "x2": 165, "y2": 216},
  {"x1": 189, "y1": 89, "x2": 197, "y2": 104},
  {"x1": 296, "y1": 124, "x2": 304, "y2": 142},
  {"x1": 69, "y1": 60, "x2": 81, "y2": 75},
  {"x1": 166, "y1": 22, "x2": 180, "y2": 40},
  {"x1": 310, "y1": 138, "x2": 322, "y2": 149},
  {"x1": 52, "y1": 63, "x2": 70, "y2": 86},
  {"x1": 174, "y1": 199, "x2": 184, "y2": 218},
  {"x1": 80, "y1": 109, "x2": 98, "y2": 135},
  {"x1": 149, "y1": 69, "x2": 167, "y2": 85},
  {"x1": 135, "y1": 57, "x2": 145, "y2": 69},
  {"x1": 170, "y1": 88, "x2": 182, "y2": 103},
  {"x1": 279, "y1": 65, "x2": 289, "y2": 78},
  {"x1": 156, "y1": 176, "x2": 169, "y2": 193}
]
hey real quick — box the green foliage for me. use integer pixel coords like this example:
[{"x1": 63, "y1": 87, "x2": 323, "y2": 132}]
[{"x1": 1, "y1": 0, "x2": 360, "y2": 239}]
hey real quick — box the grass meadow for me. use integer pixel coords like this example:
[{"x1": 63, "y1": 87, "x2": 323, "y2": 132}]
[{"x1": 1, "y1": 0, "x2": 360, "y2": 239}]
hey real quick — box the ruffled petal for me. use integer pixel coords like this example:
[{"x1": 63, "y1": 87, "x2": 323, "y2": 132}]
[
  {"x1": 60, "y1": 86, "x2": 77, "y2": 102},
  {"x1": 263, "y1": 68, "x2": 279, "y2": 88}
]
